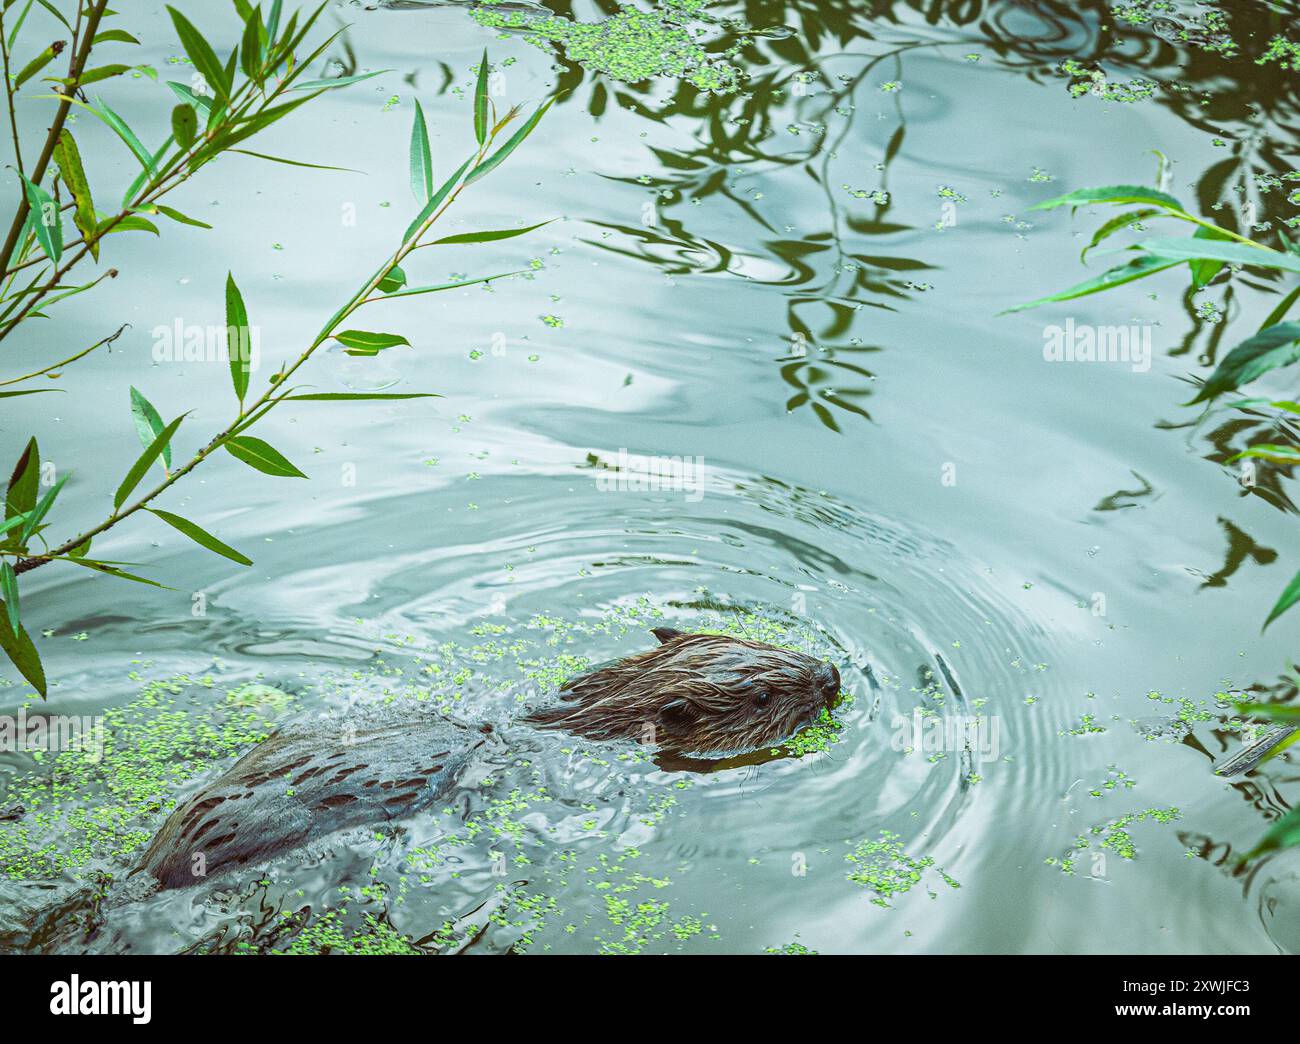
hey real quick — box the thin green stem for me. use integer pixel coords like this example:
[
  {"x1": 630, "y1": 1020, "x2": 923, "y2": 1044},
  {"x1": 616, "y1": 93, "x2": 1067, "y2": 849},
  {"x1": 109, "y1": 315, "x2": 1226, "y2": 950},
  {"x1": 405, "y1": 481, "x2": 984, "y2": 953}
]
[
  {"x1": 1170, "y1": 210, "x2": 1270, "y2": 249},
  {"x1": 0, "y1": 321, "x2": 127, "y2": 386},
  {"x1": 0, "y1": 0, "x2": 105, "y2": 283},
  {"x1": 12, "y1": 130, "x2": 499, "y2": 576}
]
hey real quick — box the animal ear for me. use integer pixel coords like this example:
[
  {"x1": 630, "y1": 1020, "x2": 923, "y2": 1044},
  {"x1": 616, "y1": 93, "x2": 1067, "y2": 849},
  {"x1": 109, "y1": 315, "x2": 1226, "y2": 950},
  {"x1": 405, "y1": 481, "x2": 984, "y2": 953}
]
[
  {"x1": 652, "y1": 627, "x2": 687, "y2": 645},
  {"x1": 658, "y1": 698, "x2": 699, "y2": 736}
]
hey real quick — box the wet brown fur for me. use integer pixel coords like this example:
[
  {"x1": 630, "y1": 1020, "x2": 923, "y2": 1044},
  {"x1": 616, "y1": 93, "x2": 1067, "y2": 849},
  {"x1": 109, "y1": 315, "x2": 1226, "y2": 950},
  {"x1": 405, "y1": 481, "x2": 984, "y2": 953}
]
[
  {"x1": 135, "y1": 630, "x2": 839, "y2": 890},
  {"x1": 522, "y1": 628, "x2": 841, "y2": 756}
]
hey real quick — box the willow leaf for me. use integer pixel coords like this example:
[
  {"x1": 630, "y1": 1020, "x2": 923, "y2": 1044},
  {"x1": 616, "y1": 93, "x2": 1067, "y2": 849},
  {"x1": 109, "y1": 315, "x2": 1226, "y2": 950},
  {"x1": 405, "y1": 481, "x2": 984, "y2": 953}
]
[
  {"x1": 129, "y1": 386, "x2": 169, "y2": 468},
  {"x1": 147, "y1": 508, "x2": 252, "y2": 565},
  {"x1": 410, "y1": 98, "x2": 432, "y2": 202},
  {"x1": 465, "y1": 97, "x2": 554, "y2": 186},
  {"x1": 115, "y1": 414, "x2": 185, "y2": 509},
  {"x1": 224, "y1": 435, "x2": 306, "y2": 477},
  {"x1": 0, "y1": 598, "x2": 45, "y2": 696}
]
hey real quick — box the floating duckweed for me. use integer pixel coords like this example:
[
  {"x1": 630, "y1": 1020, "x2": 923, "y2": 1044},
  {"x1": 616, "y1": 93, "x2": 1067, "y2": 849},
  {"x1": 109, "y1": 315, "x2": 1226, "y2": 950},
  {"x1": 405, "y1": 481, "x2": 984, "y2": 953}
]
[
  {"x1": 1257, "y1": 36, "x2": 1300, "y2": 71},
  {"x1": 1089, "y1": 765, "x2": 1137, "y2": 798},
  {"x1": 1060, "y1": 712, "x2": 1106, "y2": 737},
  {"x1": 845, "y1": 831, "x2": 959, "y2": 908},
  {"x1": 238, "y1": 908, "x2": 423, "y2": 955},
  {"x1": 470, "y1": 0, "x2": 744, "y2": 93},
  {"x1": 1195, "y1": 300, "x2": 1223, "y2": 323},
  {"x1": 1049, "y1": 807, "x2": 1181, "y2": 874},
  {"x1": 1059, "y1": 59, "x2": 1159, "y2": 103},
  {"x1": 0, "y1": 676, "x2": 283, "y2": 881},
  {"x1": 766, "y1": 939, "x2": 818, "y2": 954},
  {"x1": 843, "y1": 185, "x2": 889, "y2": 205}
]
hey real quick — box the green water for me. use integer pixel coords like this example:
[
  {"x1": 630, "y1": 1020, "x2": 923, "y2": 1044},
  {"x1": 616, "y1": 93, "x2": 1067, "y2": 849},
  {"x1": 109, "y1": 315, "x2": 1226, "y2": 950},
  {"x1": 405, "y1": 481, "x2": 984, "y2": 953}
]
[{"x1": 1, "y1": 0, "x2": 1299, "y2": 953}]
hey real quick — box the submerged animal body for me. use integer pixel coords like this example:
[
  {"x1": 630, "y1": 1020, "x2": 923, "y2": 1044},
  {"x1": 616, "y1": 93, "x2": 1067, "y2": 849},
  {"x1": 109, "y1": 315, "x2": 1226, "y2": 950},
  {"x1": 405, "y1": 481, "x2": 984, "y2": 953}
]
[
  {"x1": 137, "y1": 630, "x2": 841, "y2": 889},
  {"x1": 137, "y1": 709, "x2": 484, "y2": 890}
]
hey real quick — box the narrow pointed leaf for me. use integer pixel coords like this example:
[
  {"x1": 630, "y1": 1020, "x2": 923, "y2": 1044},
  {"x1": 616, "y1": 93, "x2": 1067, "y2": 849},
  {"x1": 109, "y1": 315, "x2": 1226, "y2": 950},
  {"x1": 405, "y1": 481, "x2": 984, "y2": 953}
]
[
  {"x1": 1261, "y1": 285, "x2": 1300, "y2": 333},
  {"x1": 19, "y1": 173, "x2": 60, "y2": 264},
  {"x1": 13, "y1": 44, "x2": 59, "y2": 88},
  {"x1": 409, "y1": 98, "x2": 432, "y2": 202},
  {"x1": 402, "y1": 155, "x2": 473, "y2": 244},
  {"x1": 166, "y1": 79, "x2": 212, "y2": 119},
  {"x1": 289, "y1": 69, "x2": 389, "y2": 91},
  {"x1": 1002, "y1": 255, "x2": 1182, "y2": 314},
  {"x1": 473, "y1": 51, "x2": 489, "y2": 146},
  {"x1": 129, "y1": 386, "x2": 170, "y2": 468},
  {"x1": 96, "y1": 214, "x2": 159, "y2": 237},
  {"x1": 153, "y1": 204, "x2": 212, "y2": 229},
  {"x1": 75, "y1": 64, "x2": 131, "y2": 87},
  {"x1": 224, "y1": 435, "x2": 306, "y2": 477},
  {"x1": 240, "y1": 6, "x2": 264, "y2": 82},
  {"x1": 1080, "y1": 208, "x2": 1162, "y2": 262},
  {"x1": 1228, "y1": 444, "x2": 1300, "y2": 464},
  {"x1": 0, "y1": 600, "x2": 45, "y2": 696},
  {"x1": 281, "y1": 392, "x2": 439, "y2": 400},
  {"x1": 225, "y1": 272, "x2": 252, "y2": 404},
  {"x1": 1030, "y1": 185, "x2": 1184, "y2": 213},
  {"x1": 1264, "y1": 570, "x2": 1300, "y2": 632},
  {"x1": 266, "y1": 0, "x2": 283, "y2": 40},
  {"x1": 115, "y1": 414, "x2": 185, "y2": 509},
  {"x1": 0, "y1": 562, "x2": 19, "y2": 635},
  {"x1": 52, "y1": 130, "x2": 96, "y2": 258},
  {"x1": 1246, "y1": 805, "x2": 1300, "y2": 859},
  {"x1": 378, "y1": 270, "x2": 522, "y2": 298},
  {"x1": 227, "y1": 148, "x2": 361, "y2": 173},
  {"x1": 5, "y1": 438, "x2": 38, "y2": 524},
  {"x1": 19, "y1": 473, "x2": 66, "y2": 545},
  {"x1": 62, "y1": 557, "x2": 166, "y2": 587},
  {"x1": 335, "y1": 330, "x2": 409, "y2": 355},
  {"x1": 1191, "y1": 322, "x2": 1300, "y2": 403},
  {"x1": 147, "y1": 508, "x2": 252, "y2": 565},
  {"x1": 431, "y1": 220, "x2": 551, "y2": 246},
  {"x1": 166, "y1": 6, "x2": 229, "y2": 99},
  {"x1": 465, "y1": 97, "x2": 554, "y2": 186},
  {"x1": 1136, "y1": 237, "x2": 1300, "y2": 274},
  {"x1": 93, "y1": 29, "x2": 141, "y2": 45},
  {"x1": 86, "y1": 96, "x2": 156, "y2": 173}
]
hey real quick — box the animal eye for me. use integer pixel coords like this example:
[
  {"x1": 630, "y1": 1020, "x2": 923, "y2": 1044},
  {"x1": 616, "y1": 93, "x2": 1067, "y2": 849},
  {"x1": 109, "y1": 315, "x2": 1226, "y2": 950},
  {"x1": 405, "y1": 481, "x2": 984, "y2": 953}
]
[{"x1": 754, "y1": 690, "x2": 770, "y2": 707}]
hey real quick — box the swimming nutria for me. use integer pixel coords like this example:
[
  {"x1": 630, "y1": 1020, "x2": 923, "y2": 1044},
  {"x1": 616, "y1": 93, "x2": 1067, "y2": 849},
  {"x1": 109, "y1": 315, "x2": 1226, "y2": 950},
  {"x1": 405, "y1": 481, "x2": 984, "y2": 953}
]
[
  {"x1": 524, "y1": 627, "x2": 841, "y2": 756},
  {"x1": 135, "y1": 629, "x2": 841, "y2": 890}
]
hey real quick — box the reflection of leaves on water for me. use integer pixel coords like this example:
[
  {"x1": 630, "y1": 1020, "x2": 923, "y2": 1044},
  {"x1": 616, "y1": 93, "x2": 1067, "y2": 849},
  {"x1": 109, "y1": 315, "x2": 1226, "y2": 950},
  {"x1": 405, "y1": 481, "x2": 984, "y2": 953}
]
[
  {"x1": 1199, "y1": 408, "x2": 1300, "y2": 515},
  {"x1": 1092, "y1": 470, "x2": 1158, "y2": 511},
  {"x1": 779, "y1": 339, "x2": 880, "y2": 431},
  {"x1": 1193, "y1": 516, "x2": 1278, "y2": 589}
]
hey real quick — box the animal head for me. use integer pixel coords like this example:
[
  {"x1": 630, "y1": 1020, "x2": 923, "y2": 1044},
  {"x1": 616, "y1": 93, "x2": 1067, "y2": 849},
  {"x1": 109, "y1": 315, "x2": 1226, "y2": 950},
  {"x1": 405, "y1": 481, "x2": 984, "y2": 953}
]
[{"x1": 522, "y1": 627, "x2": 842, "y2": 757}]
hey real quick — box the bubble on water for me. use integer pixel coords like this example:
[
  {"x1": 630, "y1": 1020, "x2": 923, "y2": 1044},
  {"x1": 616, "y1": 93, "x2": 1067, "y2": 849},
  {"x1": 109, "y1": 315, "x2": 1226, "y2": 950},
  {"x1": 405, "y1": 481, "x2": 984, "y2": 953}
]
[{"x1": 323, "y1": 341, "x2": 402, "y2": 391}]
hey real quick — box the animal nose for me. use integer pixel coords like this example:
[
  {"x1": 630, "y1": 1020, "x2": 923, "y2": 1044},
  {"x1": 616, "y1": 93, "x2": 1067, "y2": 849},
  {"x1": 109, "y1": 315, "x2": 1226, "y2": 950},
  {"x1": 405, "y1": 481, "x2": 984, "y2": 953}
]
[{"x1": 815, "y1": 662, "x2": 841, "y2": 702}]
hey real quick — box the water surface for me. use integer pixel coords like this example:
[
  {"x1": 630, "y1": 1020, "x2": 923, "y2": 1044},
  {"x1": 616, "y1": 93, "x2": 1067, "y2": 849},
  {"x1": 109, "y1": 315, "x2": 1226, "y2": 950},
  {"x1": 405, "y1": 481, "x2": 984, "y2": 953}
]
[{"x1": 1, "y1": 0, "x2": 1298, "y2": 954}]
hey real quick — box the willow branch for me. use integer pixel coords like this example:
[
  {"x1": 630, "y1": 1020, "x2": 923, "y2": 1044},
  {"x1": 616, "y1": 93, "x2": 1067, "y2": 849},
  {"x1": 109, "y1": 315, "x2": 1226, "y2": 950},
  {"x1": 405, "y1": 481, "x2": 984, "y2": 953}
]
[
  {"x1": 0, "y1": 0, "x2": 106, "y2": 276},
  {"x1": 11, "y1": 134, "x2": 495, "y2": 575},
  {"x1": 0, "y1": 321, "x2": 127, "y2": 386}
]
